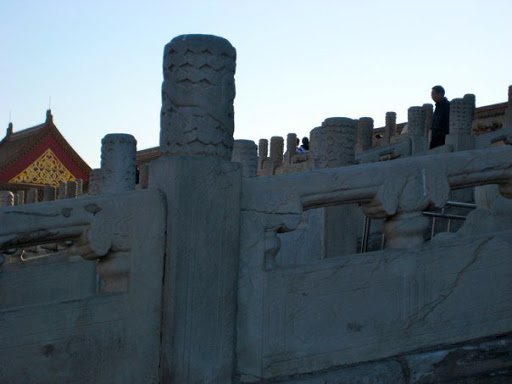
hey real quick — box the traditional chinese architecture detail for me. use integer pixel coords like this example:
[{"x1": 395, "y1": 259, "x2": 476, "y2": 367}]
[
  {"x1": 0, "y1": 110, "x2": 91, "y2": 192},
  {"x1": 9, "y1": 148, "x2": 75, "y2": 186}
]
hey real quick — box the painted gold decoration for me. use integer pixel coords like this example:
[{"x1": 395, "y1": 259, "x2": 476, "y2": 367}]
[{"x1": 9, "y1": 149, "x2": 75, "y2": 186}]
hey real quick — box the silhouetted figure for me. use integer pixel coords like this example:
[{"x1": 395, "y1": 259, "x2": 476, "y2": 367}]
[
  {"x1": 429, "y1": 85, "x2": 450, "y2": 149},
  {"x1": 298, "y1": 137, "x2": 309, "y2": 153}
]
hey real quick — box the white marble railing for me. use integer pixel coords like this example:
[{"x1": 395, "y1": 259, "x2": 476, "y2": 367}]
[{"x1": 242, "y1": 145, "x2": 512, "y2": 252}]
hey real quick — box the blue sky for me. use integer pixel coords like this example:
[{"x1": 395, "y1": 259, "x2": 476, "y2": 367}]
[{"x1": 1, "y1": 0, "x2": 511, "y2": 168}]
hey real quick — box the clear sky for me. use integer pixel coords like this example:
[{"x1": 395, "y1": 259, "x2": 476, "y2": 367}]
[{"x1": 1, "y1": 0, "x2": 511, "y2": 168}]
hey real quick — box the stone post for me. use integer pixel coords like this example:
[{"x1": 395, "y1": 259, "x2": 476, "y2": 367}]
[
  {"x1": 100, "y1": 134, "x2": 137, "y2": 194},
  {"x1": 356, "y1": 117, "x2": 373, "y2": 154},
  {"x1": 310, "y1": 117, "x2": 356, "y2": 168},
  {"x1": 257, "y1": 138, "x2": 268, "y2": 174},
  {"x1": 270, "y1": 136, "x2": 284, "y2": 168},
  {"x1": 284, "y1": 133, "x2": 297, "y2": 165},
  {"x1": 232, "y1": 140, "x2": 257, "y2": 178},
  {"x1": 15, "y1": 191, "x2": 24, "y2": 205},
  {"x1": 43, "y1": 186, "x2": 56, "y2": 201},
  {"x1": 445, "y1": 97, "x2": 475, "y2": 151},
  {"x1": 311, "y1": 117, "x2": 359, "y2": 257},
  {"x1": 0, "y1": 191, "x2": 14, "y2": 208},
  {"x1": 384, "y1": 112, "x2": 396, "y2": 144},
  {"x1": 76, "y1": 179, "x2": 83, "y2": 196},
  {"x1": 26, "y1": 188, "x2": 38, "y2": 204},
  {"x1": 88, "y1": 169, "x2": 102, "y2": 195},
  {"x1": 150, "y1": 34, "x2": 240, "y2": 383},
  {"x1": 58, "y1": 182, "x2": 67, "y2": 199},
  {"x1": 504, "y1": 85, "x2": 512, "y2": 128},
  {"x1": 66, "y1": 181, "x2": 78, "y2": 199},
  {"x1": 423, "y1": 103, "x2": 433, "y2": 139},
  {"x1": 408, "y1": 106, "x2": 427, "y2": 155}
]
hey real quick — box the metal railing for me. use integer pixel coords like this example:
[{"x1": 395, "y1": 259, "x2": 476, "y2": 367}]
[{"x1": 360, "y1": 200, "x2": 476, "y2": 253}]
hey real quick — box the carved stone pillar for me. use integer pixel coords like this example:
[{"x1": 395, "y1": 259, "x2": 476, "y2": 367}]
[
  {"x1": 88, "y1": 169, "x2": 102, "y2": 195},
  {"x1": 15, "y1": 191, "x2": 24, "y2": 205},
  {"x1": 311, "y1": 117, "x2": 358, "y2": 257},
  {"x1": 284, "y1": 133, "x2": 297, "y2": 165},
  {"x1": 58, "y1": 182, "x2": 67, "y2": 199},
  {"x1": 310, "y1": 117, "x2": 356, "y2": 168},
  {"x1": 43, "y1": 186, "x2": 56, "y2": 201},
  {"x1": 232, "y1": 140, "x2": 257, "y2": 178},
  {"x1": 270, "y1": 136, "x2": 284, "y2": 169},
  {"x1": 384, "y1": 112, "x2": 396, "y2": 144},
  {"x1": 356, "y1": 117, "x2": 373, "y2": 154},
  {"x1": 445, "y1": 97, "x2": 475, "y2": 152},
  {"x1": 100, "y1": 134, "x2": 137, "y2": 194},
  {"x1": 66, "y1": 181, "x2": 78, "y2": 199},
  {"x1": 26, "y1": 188, "x2": 38, "y2": 204},
  {"x1": 408, "y1": 106, "x2": 427, "y2": 155},
  {"x1": 257, "y1": 138, "x2": 268, "y2": 174},
  {"x1": 151, "y1": 34, "x2": 240, "y2": 384},
  {"x1": 0, "y1": 191, "x2": 14, "y2": 208},
  {"x1": 76, "y1": 179, "x2": 83, "y2": 196},
  {"x1": 408, "y1": 107, "x2": 426, "y2": 136}
]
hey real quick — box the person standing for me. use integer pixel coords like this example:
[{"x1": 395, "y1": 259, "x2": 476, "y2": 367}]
[{"x1": 429, "y1": 85, "x2": 450, "y2": 149}]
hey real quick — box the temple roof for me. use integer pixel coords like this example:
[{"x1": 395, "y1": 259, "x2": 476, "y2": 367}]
[{"x1": 0, "y1": 110, "x2": 91, "y2": 184}]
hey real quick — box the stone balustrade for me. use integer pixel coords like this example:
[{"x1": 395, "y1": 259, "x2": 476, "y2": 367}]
[
  {"x1": 1, "y1": 33, "x2": 512, "y2": 384},
  {"x1": 243, "y1": 145, "x2": 512, "y2": 250}
]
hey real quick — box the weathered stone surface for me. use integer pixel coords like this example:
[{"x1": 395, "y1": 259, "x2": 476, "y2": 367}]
[
  {"x1": 406, "y1": 336, "x2": 512, "y2": 383},
  {"x1": 100, "y1": 134, "x2": 137, "y2": 193},
  {"x1": 238, "y1": 230, "x2": 512, "y2": 380},
  {"x1": 151, "y1": 157, "x2": 241, "y2": 384},
  {"x1": 408, "y1": 107, "x2": 428, "y2": 154},
  {"x1": 26, "y1": 187, "x2": 38, "y2": 204},
  {"x1": 285, "y1": 133, "x2": 298, "y2": 164},
  {"x1": 160, "y1": 34, "x2": 236, "y2": 160},
  {"x1": 88, "y1": 168, "x2": 102, "y2": 195},
  {"x1": 0, "y1": 190, "x2": 166, "y2": 383},
  {"x1": 384, "y1": 111, "x2": 397, "y2": 143},
  {"x1": 278, "y1": 361, "x2": 406, "y2": 384},
  {"x1": 58, "y1": 181, "x2": 67, "y2": 199},
  {"x1": 270, "y1": 136, "x2": 284, "y2": 169},
  {"x1": 310, "y1": 117, "x2": 356, "y2": 168},
  {"x1": 450, "y1": 97, "x2": 474, "y2": 135},
  {"x1": 66, "y1": 180, "x2": 77, "y2": 198},
  {"x1": 15, "y1": 190, "x2": 24, "y2": 205},
  {"x1": 43, "y1": 185, "x2": 56, "y2": 201},
  {"x1": 356, "y1": 117, "x2": 374, "y2": 153},
  {"x1": 232, "y1": 140, "x2": 258, "y2": 177}
]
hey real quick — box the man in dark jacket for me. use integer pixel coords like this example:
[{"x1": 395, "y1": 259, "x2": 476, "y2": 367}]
[{"x1": 429, "y1": 85, "x2": 450, "y2": 149}]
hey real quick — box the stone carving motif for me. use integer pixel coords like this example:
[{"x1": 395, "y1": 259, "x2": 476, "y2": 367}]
[
  {"x1": 100, "y1": 134, "x2": 137, "y2": 194},
  {"x1": 160, "y1": 34, "x2": 237, "y2": 160},
  {"x1": 232, "y1": 140, "x2": 257, "y2": 178},
  {"x1": 408, "y1": 107, "x2": 426, "y2": 136},
  {"x1": 449, "y1": 98, "x2": 474, "y2": 135},
  {"x1": 310, "y1": 117, "x2": 356, "y2": 168},
  {"x1": 88, "y1": 169, "x2": 102, "y2": 195}
]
